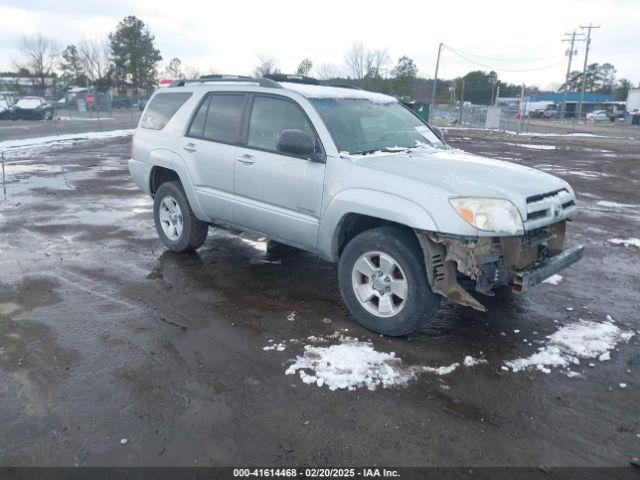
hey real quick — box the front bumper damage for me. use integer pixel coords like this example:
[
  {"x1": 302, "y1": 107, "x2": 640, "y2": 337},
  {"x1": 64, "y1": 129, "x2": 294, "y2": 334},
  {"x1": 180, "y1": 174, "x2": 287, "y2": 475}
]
[{"x1": 416, "y1": 220, "x2": 584, "y2": 311}]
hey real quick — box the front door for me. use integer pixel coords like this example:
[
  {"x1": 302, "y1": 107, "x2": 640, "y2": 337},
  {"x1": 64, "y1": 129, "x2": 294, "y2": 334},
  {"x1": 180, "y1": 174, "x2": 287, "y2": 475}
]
[{"x1": 233, "y1": 95, "x2": 326, "y2": 251}]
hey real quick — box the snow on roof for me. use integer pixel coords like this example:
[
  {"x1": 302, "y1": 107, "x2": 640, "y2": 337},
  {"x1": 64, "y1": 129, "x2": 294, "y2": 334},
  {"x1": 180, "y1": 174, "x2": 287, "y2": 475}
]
[{"x1": 279, "y1": 82, "x2": 396, "y2": 103}]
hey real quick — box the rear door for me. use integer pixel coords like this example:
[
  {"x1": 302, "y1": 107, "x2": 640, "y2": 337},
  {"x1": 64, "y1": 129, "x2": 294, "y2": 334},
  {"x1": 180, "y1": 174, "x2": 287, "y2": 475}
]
[
  {"x1": 233, "y1": 94, "x2": 326, "y2": 251},
  {"x1": 182, "y1": 92, "x2": 247, "y2": 223}
]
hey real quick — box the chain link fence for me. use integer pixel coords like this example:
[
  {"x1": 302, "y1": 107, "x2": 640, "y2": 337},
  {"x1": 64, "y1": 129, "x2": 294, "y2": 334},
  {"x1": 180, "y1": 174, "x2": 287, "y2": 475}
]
[
  {"x1": 0, "y1": 87, "x2": 143, "y2": 142},
  {"x1": 429, "y1": 103, "x2": 640, "y2": 139}
]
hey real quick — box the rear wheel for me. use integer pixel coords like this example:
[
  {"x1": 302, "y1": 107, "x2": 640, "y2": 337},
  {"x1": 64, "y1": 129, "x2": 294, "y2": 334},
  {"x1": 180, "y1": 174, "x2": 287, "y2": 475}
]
[
  {"x1": 338, "y1": 226, "x2": 441, "y2": 336},
  {"x1": 153, "y1": 181, "x2": 208, "y2": 252}
]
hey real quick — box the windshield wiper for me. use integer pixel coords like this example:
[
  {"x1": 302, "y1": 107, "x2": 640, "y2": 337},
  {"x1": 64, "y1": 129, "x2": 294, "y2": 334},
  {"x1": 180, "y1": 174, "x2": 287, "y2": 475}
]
[{"x1": 350, "y1": 147, "x2": 411, "y2": 156}]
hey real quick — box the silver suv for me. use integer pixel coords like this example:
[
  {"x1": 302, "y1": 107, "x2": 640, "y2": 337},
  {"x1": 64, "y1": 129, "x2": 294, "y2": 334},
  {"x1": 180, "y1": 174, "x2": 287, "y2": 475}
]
[{"x1": 129, "y1": 74, "x2": 583, "y2": 336}]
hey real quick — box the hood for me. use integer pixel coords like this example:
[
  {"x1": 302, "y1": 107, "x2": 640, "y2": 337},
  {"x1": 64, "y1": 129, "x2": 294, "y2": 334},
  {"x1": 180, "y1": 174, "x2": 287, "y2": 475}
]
[{"x1": 350, "y1": 147, "x2": 570, "y2": 211}]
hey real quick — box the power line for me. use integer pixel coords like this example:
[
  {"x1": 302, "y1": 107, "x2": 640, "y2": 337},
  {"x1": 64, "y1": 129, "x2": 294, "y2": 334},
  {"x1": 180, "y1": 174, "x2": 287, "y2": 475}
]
[
  {"x1": 444, "y1": 46, "x2": 562, "y2": 63},
  {"x1": 445, "y1": 46, "x2": 566, "y2": 73}
]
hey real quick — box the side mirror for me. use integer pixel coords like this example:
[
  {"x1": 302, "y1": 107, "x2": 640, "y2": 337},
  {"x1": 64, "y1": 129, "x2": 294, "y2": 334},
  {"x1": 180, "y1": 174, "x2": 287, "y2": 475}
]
[
  {"x1": 431, "y1": 125, "x2": 444, "y2": 142},
  {"x1": 277, "y1": 129, "x2": 320, "y2": 160}
]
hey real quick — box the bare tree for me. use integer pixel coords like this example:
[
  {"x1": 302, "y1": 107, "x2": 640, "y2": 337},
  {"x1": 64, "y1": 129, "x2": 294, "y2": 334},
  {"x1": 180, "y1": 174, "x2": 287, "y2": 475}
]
[
  {"x1": 344, "y1": 42, "x2": 367, "y2": 79},
  {"x1": 163, "y1": 58, "x2": 184, "y2": 79},
  {"x1": 344, "y1": 42, "x2": 390, "y2": 80},
  {"x1": 315, "y1": 63, "x2": 344, "y2": 81},
  {"x1": 78, "y1": 38, "x2": 112, "y2": 88},
  {"x1": 13, "y1": 34, "x2": 61, "y2": 94},
  {"x1": 183, "y1": 65, "x2": 201, "y2": 79},
  {"x1": 253, "y1": 54, "x2": 279, "y2": 77},
  {"x1": 365, "y1": 49, "x2": 390, "y2": 79}
]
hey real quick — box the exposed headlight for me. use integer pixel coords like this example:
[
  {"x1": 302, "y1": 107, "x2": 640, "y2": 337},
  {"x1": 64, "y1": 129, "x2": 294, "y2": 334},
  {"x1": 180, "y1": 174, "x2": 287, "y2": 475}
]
[{"x1": 450, "y1": 197, "x2": 524, "y2": 234}]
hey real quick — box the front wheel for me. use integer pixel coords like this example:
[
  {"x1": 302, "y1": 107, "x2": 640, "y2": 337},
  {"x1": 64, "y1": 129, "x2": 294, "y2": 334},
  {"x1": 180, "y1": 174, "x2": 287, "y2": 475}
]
[
  {"x1": 153, "y1": 181, "x2": 208, "y2": 252},
  {"x1": 338, "y1": 226, "x2": 441, "y2": 336}
]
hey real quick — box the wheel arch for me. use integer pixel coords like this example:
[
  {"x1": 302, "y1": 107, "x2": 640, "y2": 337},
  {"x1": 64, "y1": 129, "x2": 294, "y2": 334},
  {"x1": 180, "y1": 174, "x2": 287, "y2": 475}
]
[
  {"x1": 147, "y1": 149, "x2": 208, "y2": 221},
  {"x1": 317, "y1": 189, "x2": 438, "y2": 262}
]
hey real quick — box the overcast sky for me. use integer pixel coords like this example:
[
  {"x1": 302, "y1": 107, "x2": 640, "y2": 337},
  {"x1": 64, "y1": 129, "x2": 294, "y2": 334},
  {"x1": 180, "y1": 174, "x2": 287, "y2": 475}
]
[{"x1": 1, "y1": 0, "x2": 639, "y2": 88}]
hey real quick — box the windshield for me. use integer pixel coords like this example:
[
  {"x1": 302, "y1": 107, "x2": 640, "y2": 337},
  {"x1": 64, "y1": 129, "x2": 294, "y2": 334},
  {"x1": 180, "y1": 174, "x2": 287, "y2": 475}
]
[{"x1": 310, "y1": 98, "x2": 445, "y2": 154}]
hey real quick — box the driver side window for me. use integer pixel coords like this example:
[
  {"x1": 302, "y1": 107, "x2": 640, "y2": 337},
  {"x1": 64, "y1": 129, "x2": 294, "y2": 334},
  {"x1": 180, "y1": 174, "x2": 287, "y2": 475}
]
[{"x1": 247, "y1": 96, "x2": 316, "y2": 153}]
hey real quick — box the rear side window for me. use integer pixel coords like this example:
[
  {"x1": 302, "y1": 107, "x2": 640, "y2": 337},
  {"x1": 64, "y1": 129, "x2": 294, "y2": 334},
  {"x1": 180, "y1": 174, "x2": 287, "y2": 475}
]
[
  {"x1": 187, "y1": 96, "x2": 209, "y2": 137},
  {"x1": 140, "y1": 92, "x2": 192, "y2": 130},
  {"x1": 187, "y1": 93, "x2": 246, "y2": 143}
]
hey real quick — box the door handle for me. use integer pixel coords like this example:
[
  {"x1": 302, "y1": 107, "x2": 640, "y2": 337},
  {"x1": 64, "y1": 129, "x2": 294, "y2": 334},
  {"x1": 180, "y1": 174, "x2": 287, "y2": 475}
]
[
  {"x1": 183, "y1": 143, "x2": 197, "y2": 153},
  {"x1": 235, "y1": 153, "x2": 255, "y2": 164}
]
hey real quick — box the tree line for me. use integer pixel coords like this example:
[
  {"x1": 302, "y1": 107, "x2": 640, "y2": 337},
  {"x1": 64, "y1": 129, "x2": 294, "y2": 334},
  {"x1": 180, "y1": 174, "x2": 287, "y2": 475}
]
[
  {"x1": 5, "y1": 21, "x2": 637, "y2": 103},
  {"x1": 9, "y1": 16, "x2": 162, "y2": 96}
]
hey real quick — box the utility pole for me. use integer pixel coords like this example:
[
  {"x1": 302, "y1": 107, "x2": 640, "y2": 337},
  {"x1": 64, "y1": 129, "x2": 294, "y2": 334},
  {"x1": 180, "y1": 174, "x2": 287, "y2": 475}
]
[
  {"x1": 519, "y1": 83, "x2": 526, "y2": 133},
  {"x1": 458, "y1": 79, "x2": 465, "y2": 126},
  {"x1": 429, "y1": 42, "x2": 443, "y2": 122},
  {"x1": 576, "y1": 24, "x2": 600, "y2": 123},
  {"x1": 560, "y1": 31, "x2": 584, "y2": 120}
]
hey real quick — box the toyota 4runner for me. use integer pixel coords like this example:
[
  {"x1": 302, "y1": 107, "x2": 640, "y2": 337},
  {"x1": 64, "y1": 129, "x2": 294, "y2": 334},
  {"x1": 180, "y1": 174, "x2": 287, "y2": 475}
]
[{"x1": 129, "y1": 74, "x2": 583, "y2": 336}]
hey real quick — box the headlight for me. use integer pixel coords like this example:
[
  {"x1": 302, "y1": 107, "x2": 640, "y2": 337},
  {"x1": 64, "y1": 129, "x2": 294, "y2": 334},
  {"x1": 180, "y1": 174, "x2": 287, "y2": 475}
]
[{"x1": 450, "y1": 197, "x2": 524, "y2": 234}]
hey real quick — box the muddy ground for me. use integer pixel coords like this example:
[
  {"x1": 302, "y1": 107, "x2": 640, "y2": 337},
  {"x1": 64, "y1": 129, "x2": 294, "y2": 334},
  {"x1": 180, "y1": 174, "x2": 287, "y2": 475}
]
[{"x1": 0, "y1": 130, "x2": 638, "y2": 467}]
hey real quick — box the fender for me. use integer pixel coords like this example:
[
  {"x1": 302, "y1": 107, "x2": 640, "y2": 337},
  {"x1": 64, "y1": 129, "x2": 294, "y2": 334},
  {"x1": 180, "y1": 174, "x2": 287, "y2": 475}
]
[
  {"x1": 317, "y1": 188, "x2": 439, "y2": 262},
  {"x1": 148, "y1": 148, "x2": 209, "y2": 221}
]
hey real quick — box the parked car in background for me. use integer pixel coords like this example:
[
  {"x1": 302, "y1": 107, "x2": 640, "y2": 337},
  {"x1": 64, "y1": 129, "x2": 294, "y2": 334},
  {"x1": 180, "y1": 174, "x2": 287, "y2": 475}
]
[
  {"x1": 631, "y1": 109, "x2": 640, "y2": 126},
  {"x1": 0, "y1": 98, "x2": 11, "y2": 119},
  {"x1": 585, "y1": 110, "x2": 609, "y2": 123},
  {"x1": 0, "y1": 91, "x2": 20, "y2": 107},
  {"x1": 542, "y1": 107, "x2": 559, "y2": 119},
  {"x1": 11, "y1": 96, "x2": 54, "y2": 120},
  {"x1": 112, "y1": 96, "x2": 133, "y2": 109}
]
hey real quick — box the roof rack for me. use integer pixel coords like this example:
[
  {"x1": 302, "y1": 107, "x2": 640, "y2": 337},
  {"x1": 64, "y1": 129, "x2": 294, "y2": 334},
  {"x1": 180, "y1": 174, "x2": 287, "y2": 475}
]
[
  {"x1": 169, "y1": 75, "x2": 281, "y2": 88},
  {"x1": 325, "y1": 83, "x2": 362, "y2": 90},
  {"x1": 263, "y1": 73, "x2": 320, "y2": 85}
]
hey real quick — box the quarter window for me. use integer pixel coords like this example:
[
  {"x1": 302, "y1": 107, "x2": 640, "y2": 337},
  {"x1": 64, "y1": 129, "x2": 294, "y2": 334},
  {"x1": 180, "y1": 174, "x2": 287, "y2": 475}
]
[
  {"x1": 140, "y1": 92, "x2": 192, "y2": 130},
  {"x1": 248, "y1": 96, "x2": 316, "y2": 152}
]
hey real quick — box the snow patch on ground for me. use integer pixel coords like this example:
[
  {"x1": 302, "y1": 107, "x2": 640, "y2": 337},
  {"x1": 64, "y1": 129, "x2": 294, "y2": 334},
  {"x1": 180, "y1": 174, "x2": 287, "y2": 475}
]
[
  {"x1": 463, "y1": 356, "x2": 488, "y2": 367},
  {"x1": 507, "y1": 143, "x2": 557, "y2": 150},
  {"x1": 422, "y1": 363, "x2": 459, "y2": 376},
  {"x1": 267, "y1": 331, "x2": 487, "y2": 391},
  {"x1": 284, "y1": 336, "x2": 415, "y2": 391},
  {"x1": 542, "y1": 274, "x2": 563, "y2": 285},
  {"x1": 608, "y1": 238, "x2": 640, "y2": 249},
  {"x1": 0, "y1": 129, "x2": 133, "y2": 157},
  {"x1": 504, "y1": 319, "x2": 634, "y2": 373},
  {"x1": 597, "y1": 201, "x2": 635, "y2": 209}
]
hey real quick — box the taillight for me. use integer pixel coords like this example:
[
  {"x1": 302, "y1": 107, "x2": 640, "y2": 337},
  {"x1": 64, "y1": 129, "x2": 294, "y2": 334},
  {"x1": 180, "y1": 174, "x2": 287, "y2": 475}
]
[{"x1": 130, "y1": 133, "x2": 135, "y2": 160}]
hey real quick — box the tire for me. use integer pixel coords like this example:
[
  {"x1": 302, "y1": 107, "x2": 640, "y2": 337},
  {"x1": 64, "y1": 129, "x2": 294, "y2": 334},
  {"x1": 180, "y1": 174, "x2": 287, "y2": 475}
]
[
  {"x1": 153, "y1": 181, "x2": 208, "y2": 252},
  {"x1": 338, "y1": 226, "x2": 441, "y2": 336}
]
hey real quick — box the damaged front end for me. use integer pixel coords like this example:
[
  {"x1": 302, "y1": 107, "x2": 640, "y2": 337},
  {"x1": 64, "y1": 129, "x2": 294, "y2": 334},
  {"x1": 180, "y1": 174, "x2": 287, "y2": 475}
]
[{"x1": 416, "y1": 221, "x2": 584, "y2": 311}]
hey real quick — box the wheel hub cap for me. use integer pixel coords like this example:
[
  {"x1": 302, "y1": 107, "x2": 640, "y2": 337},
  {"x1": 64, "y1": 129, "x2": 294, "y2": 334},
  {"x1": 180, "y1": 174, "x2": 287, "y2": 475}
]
[
  {"x1": 158, "y1": 196, "x2": 183, "y2": 241},
  {"x1": 351, "y1": 251, "x2": 408, "y2": 318}
]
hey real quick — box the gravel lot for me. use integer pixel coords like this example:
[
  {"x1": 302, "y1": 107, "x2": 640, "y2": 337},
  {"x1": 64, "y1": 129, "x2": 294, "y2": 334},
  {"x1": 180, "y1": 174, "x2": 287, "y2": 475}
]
[{"x1": 0, "y1": 129, "x2": 638, "y2": 467}]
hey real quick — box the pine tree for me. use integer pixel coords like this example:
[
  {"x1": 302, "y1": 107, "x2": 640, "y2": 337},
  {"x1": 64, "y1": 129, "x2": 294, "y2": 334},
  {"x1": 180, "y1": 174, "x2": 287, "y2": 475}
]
[{"x1": 109, "y1": 16, "x2": 162, "y2": 94}]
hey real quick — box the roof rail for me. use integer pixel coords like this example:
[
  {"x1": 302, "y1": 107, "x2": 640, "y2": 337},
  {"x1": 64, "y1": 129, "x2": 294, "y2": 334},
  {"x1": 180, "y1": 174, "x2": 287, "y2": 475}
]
[
  {"x1": 263, "y1": 73, "x2": 320, "y2": 85},
  {"x1": 169, "y1": 75, "x2": 281, "y2": 89}
]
